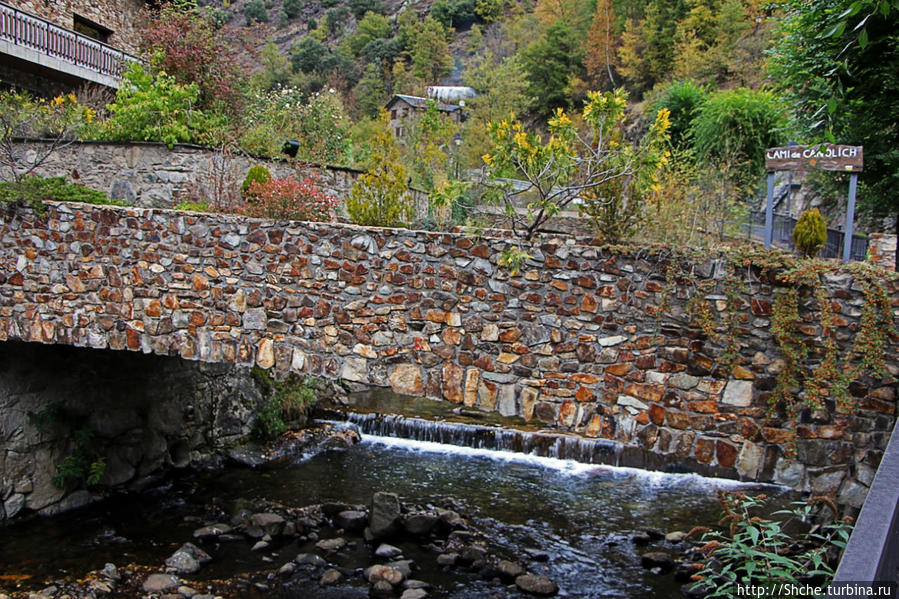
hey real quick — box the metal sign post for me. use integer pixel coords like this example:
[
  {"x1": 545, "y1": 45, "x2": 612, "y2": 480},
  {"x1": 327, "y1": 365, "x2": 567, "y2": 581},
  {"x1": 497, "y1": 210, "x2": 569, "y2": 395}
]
[
  {"x1": 843, "y1": 173, "x2": 859, "y2": 262},
  {"x1": 763, "y1": 143, "x2": 864, "y2": 261},
  {"x1": 764, "y1": 172, "x2": 775, "y2": 249}
]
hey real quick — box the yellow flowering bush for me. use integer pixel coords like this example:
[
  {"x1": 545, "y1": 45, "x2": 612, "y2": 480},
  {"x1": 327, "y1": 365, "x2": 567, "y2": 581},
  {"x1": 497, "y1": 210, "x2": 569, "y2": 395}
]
[{"x1": 481, "y1": 88, "x2": 670, "y2": 241}]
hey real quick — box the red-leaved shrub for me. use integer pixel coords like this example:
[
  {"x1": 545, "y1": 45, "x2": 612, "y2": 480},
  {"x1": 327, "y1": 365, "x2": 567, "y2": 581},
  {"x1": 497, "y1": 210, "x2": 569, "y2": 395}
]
[{"x1": 240, "y1": 177, "x2": 337, "y2": 222}]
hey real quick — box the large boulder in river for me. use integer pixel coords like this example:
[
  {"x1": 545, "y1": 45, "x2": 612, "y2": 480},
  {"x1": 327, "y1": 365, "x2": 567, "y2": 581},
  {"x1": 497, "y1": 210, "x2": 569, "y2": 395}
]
[{"x1": 369, "y1": 492, "x2": 401, "y2": 538}]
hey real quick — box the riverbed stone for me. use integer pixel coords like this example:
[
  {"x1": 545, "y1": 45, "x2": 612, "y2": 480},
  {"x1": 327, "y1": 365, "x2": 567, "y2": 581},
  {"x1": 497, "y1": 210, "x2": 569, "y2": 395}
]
[
  {"x1": 515, "y1": 574, "x2": 558, "y2": 596},
  {"x1": 375, "y1": 544, "x2": 404, "y2": 559},
  {"x1": 400, "y1": 590, "x2": 428, "y2": 599},
  {"x1": 335, "y1": 510, "x2": 368, "y2": 532},
  {"x1": 640, "y1": 552, "x2": 675, "y2": 573},
  {"x1": 370, "y1": 492, "x2": 401, "y2": 538},
  {"x1": 142, "y1": 573, "x2": 180, "y2": 594},
  {"x1": 403, "y1": 512, "x2": 439, "y2": 536},
  {"x1": 250, "y1": 512, "x2": 286, "y2": 536},
  {"x1": 165, "y1": 542, "x2": 211, "y2": 574},
  {"x1": 367, "y1": 564, "x2": 405, "y2": 585},
  {"x1": 320, "y1": 568, "x2": 344, "y2": 585},
  {"x1": 497, "y1": 560, "x2": 525, "y2": 580},
  {"x1": 316, "y1": 537, "x2": 347, "y2": 552}
]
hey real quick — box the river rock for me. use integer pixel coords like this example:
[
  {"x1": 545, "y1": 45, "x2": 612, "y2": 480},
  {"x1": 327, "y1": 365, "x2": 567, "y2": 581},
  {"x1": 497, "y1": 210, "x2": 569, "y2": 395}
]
[
  {"x1": 498, "y1": 560, "x2": 525, "y2": 580},
  {"x1": 295, "y1": 553, "x2": 328, "y2": 567},
  {"x1": 370, "y1": 492, "x2": 401, "y2": 538},
  {"x1": 400, "y1": 590, "x2": 428, "y2": 599},
  {"x1": 458, "y1": 545, "x2": 488, "y2": 565},
  {"x1": 316, "y1": 537, "x2": 347, "y2": 552},
  {"x1": 320, "y1": 568, "x2": 344, "y2": 585},
  {"x1": 250, "y1": 513, "x2": 285, "y2": 536},
  {"x1": 278, "y1": 562, "x2": 296, "y2": 576},
  {"x1": 524, "y1": 548, "x2": 550, "y2": 562},
  {"x1": 631, "y1": 531, "x2": 652, "y2": 545},
  {"x1": 102, "y1": 563, "x2": 120, "y2": 581},
  {"x1": 437, "y1": 553, "x2": 458, "y2": 566},
  {"x1": 435, "y1": 508, "x2": 465, "y2": 530},
  {"x1": 371, "y1": 580, "x2": 395, "y2": 598},
  {"x1": 402, "y1": 512, "x2": 439, "y2": 536},
  {"x1": 367, "y1": 564, "x2": 405, "y2": 585},
  {"x1": 515, "y1": 574, "x2": 558, "y2": 596},
  {"x1": 375, "y1": 544, "x2": 404, "y2": 559},
  {"x1": 142, "y1": 573, "x2": 180, "y2": 594},
  {"x1": 193, "y1": 523, "x2": 232, "y2": 539},
  {"x1": 335, "y1": 510, "x2": 368, "y2": 532},
  {"x1": 641, "y1": 552, "x2": 675, "y2": 573},
  {"x1": 403, "y1": 580, "x2": 431, "y2": 590},
  {"x1": 165, "y1": 542, "x2": 211, "y2": 574},
  {"x1": 387, "y1": 559, "x2": 414, "y2": 578},
  {"x1": 666, "y1": 531, "x2": 687, "y2": 543}
]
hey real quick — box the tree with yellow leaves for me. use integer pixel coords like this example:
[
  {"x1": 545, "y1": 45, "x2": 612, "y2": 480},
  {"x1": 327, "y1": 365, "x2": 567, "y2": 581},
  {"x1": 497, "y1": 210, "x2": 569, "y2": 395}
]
[{"x1": 481, "y1": 89, "x2": 670, "y2": 241}]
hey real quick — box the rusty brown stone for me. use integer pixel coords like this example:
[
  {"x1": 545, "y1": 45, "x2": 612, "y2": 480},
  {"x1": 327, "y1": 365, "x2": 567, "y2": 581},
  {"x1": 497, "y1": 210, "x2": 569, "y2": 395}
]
[
  {"x1": 695, "y1": 438, "x2": 715, "y2": 463},
  {"x1": 606, "y1": 363, "x2": 631, "y2": 376},
  {"x1": 715, "y1": 441, "x2": 738, "y2": 468},
  {"x1": 575, "y1": 386, "x2": 595, "y2": 402},
  {"x1": 666, "y1": 410, "x2": 690, "y2": 429}
]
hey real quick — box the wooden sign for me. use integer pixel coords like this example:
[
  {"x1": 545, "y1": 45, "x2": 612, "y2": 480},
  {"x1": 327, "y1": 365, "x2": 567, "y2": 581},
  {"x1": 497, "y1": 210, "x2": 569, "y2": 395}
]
[{"x1": 765, "y1": 144, "x2": 863, "y2": 172}]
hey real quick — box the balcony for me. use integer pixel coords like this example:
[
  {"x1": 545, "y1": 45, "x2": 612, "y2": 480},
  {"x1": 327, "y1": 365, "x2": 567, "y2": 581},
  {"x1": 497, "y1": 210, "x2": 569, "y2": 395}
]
[{"x1": 0, "y1": 1, "x2": 139, "y2": 90}]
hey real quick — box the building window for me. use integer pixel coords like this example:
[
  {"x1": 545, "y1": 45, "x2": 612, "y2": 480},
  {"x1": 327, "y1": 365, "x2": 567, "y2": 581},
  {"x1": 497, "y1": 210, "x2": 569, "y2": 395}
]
[
  {"x1": 391, "y1": 109, "x2": 397, "y2": 119},
  {"x1": 73, "y1": 15, "x2": 112, "y2": 44}
]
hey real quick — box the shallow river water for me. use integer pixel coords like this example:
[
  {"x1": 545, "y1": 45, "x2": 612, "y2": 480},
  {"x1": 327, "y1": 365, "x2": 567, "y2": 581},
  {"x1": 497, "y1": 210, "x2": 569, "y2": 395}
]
[{"x1": 0, "y1": 429, "x2": 793, "y2": 598}]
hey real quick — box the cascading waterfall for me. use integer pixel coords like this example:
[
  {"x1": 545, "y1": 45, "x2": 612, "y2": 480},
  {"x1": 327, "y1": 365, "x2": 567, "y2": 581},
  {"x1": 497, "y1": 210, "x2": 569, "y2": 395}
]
[{"x1": 324, "y1": 412, "x2": 625, "y2": 466}]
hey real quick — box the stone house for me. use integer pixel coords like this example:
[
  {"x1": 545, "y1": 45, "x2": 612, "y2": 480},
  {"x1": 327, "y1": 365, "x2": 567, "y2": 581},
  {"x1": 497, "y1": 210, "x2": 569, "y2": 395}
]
[
  {"x1": 0, "y1": 0, "x2": 145, "y2": 95},
  {"x1": 385, "y1": 94, "x2": 464, "y2": 138}
]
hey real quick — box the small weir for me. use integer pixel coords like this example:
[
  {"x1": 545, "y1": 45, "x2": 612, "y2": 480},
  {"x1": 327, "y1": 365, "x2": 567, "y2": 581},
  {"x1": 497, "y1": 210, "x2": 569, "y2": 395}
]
[{"x1": 328, "y1": 411, "x2": 623, "y2": 465}]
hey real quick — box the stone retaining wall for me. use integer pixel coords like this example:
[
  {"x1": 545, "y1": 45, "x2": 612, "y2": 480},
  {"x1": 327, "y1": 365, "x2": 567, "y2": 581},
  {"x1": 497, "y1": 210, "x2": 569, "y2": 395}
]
[
  {"x1": 17, "y1": 140, "x2": 429, "y2": 219},
  {"x1": 1, "y1": 202, "x2": 898, "y2": 507}
]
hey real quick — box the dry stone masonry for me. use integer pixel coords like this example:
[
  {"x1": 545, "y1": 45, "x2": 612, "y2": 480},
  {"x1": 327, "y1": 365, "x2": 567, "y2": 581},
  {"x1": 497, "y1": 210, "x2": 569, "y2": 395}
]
[{"x1": 1, "y1": 202, "x2": 897, "y2": 506}]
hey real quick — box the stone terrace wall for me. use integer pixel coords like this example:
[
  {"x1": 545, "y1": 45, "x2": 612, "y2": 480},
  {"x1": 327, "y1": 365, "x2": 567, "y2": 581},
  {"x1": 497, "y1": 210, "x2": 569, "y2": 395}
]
[
  {"x1": 18, "y1": 140, "x2": 428, "y2": 219},
  {"x1": 1, "y1": 202, "x2": 898, "y2": 506}
]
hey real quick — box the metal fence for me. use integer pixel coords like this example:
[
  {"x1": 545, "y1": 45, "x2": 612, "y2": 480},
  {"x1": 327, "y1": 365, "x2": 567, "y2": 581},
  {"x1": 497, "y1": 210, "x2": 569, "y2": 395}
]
[
  {"x1": 0, "y1": 1, "x2": 138, "y2": 80},
  {"x1": 745, "y1": 211, "x2": 868, "y2": 261}
]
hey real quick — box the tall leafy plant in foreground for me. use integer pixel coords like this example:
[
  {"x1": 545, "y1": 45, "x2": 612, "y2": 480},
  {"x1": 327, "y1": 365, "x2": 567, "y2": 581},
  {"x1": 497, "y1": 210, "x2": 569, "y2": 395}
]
[{"x1": 689, "y1": 491, "x2": 852, "y2": 598}]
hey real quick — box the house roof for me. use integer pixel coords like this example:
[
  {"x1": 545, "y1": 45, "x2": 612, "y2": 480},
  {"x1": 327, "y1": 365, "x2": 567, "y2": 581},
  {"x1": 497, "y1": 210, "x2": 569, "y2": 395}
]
[
  {"x1": 426, "y1": 86, "x2": 477, "y2": 102},
  {"x1": 385, "y1": 94, "x2": 462, "y2": 113}
]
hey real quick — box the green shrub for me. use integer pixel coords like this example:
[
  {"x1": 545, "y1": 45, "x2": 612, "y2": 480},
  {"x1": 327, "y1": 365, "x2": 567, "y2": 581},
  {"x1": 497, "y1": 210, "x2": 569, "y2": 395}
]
[
  {"x1": 244, "y1": 0, "x2": 269, "y2": 25},
  {"x1": 241, "y1": 165, "x2": 272, "y2": 197},
  {"x1": 97, "y1": 63, "x2": 224, "y2": 148},
  {"x1": 648, "y1": 79, "x2": 708, "y2": 149},
  {"x1": 252, "y1": 369, "x2": 320, "y2": 440},
  {"x1": 349, "y1": 0, "x2": 385, "y2": 19},
  {"x1": 346, "y1": 115, "x2": 412, "y2": 227},
  {"x1": 173, "y1": 200, "x2": 212, "y2": 212},
  {"x1": 691, "y1": 88, "x2": 788, "y2": 189},
  {"x1": 792, "y1": 208, "x2": 827, "y2": 257},
  {"x1": 283, "y1": 0, "x2": 303, "y2": 18},
  {"x1": 0, "y1": 176, "x2": 124, "y2": 214}
]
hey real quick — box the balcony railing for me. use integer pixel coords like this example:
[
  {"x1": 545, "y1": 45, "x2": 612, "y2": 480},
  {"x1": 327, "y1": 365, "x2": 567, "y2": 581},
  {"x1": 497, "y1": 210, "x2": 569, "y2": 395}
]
[{"x1": 0, "y1": 1, "x2": 138, "y2": 82}]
